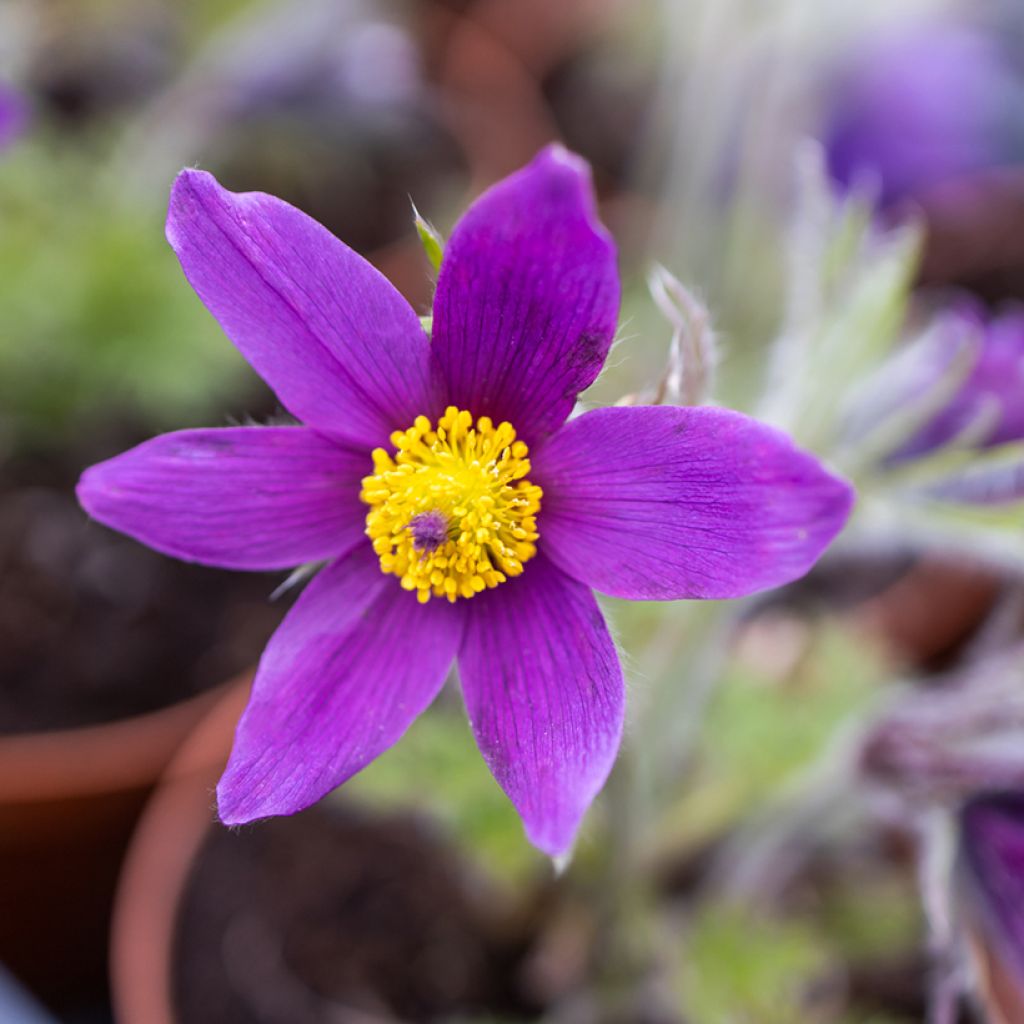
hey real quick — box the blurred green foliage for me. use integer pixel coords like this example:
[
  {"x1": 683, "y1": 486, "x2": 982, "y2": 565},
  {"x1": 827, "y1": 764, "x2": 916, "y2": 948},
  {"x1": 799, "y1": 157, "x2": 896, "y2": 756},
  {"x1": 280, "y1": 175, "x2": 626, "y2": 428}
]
[
  {"x1": 0, "y1": 139, "x2": 251, "y2": 449},
  {"x1": 657, "y1": 625, "x2": 882, "y2": 852},
  {"x1": 676, "y1": 904, "x2": 832, "y2": 1023},
  {"x1": 817, "y1": 867, "x2": 920, "y2": 963},
  {"x1": 676, "y1": 902, "x2": 909, "y2": 1024},
  {"x1": 346, "y1": 690, "x2": 542, "y2": 887}
]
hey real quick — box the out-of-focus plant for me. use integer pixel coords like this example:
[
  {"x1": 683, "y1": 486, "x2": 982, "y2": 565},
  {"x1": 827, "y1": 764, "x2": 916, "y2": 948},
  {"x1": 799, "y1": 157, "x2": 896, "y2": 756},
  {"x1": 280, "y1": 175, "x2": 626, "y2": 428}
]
[
  {"x1": 625, "y1": 117, "x2": 1024, "y2": 1018},
  {"x1": 851, "y1": 648, "x2": 1024, "y2": 1022},
  {"x1": 0, "y1": 139, "x2": 250, "y2": 449},
  {"x1": 958, "y1": 790, "x2": 1024, "y2": 1024},
  {"x1": 747, "y1": 144, "x2": 1024, "y2": 573},
  {"x1": 825, "y1": 20, "x2": 1024, "y2": 206},
  {"x1": 862, "y1": 648, "x2": 1024, "y2": 804}
]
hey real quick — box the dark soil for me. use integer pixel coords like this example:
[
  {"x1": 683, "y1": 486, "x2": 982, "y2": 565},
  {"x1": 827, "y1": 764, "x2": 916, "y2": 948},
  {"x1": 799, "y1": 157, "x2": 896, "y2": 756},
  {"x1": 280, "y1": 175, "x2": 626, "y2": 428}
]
[
  {"x1": 174, "y1": 805, "x2": 542, "y2": 1024},
  {"x1": 0, "y1": 443, "x2": 284, "y2": 733}
]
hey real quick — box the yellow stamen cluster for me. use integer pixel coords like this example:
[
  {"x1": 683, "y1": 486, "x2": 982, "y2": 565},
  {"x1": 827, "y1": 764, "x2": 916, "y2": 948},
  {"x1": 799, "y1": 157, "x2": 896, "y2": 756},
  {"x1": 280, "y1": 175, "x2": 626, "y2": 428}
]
[{"x1": 360, "y1": 406, "x2": 542, "y2": 603}]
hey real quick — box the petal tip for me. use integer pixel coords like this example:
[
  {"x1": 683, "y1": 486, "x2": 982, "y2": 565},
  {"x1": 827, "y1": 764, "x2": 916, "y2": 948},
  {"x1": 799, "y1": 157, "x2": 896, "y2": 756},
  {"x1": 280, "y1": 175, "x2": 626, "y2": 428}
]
[
  {"x1": 166, "y1": 167, "x2": 222, "y2": 245},
  {"x1": 538, "y1": 141, "x2": 588, "y2": 177},
  {"x1": 821, "y1": 468, "x2": 857, "y2": 539},
  {"x1": 215, "y1": 775, "x2": 265, "y2": 827},
  {"x1": 528, "y1": 144, "x2": 608, "y2": 238},
  {"x1": 520, "y1": 141, "x2": 598, "y2": 200},
  {"x1": 551, "y1": 849, "x2": 574, "y2": 876},
  {"x1": 74, "y1": 466, "x2": 98, "y2": 514},
  {"x1": 75, "y1": 461, "x2": 117, "y2": 524},
  {"x1": 170, "y1": 165, "x2": 215, "y2": 195},
  {"x1": 524, "y1": 815, "x2": 584, "y2": 860}
]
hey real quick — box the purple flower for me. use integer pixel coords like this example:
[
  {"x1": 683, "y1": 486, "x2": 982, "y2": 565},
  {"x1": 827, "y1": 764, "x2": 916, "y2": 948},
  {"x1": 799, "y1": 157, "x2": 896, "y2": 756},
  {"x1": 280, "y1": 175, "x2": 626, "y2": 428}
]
[
  {"x1": 77, "y1": 146, "x2": 853, "y2": 855},
  {"x1": 894, "y1": 303, "x2": 1024, "y2": 461},
  {"x1": 0, "y1": 83, "x2": 27, "y2": 154},
  {"x1": 959, "y1": 792, "x2": 1024, "y2": 1021},
  {"x1": 826, "y1": 24, "x2": 1015, "y2": 204}
]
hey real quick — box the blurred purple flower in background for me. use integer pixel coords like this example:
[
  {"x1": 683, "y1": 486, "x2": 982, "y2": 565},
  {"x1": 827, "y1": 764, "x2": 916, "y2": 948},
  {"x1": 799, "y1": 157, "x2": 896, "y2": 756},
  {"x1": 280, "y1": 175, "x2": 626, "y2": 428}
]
[
  {"x1": 77, "y1": 146, "x2": 852, "y2": 856},
  {"x1": 895, "y1": 303, "x2": 1024, "y2": 461},
  {"x1": 959, "y1": 792, "x2": 1024, "y2": 1023},
  {"x1": 826, "y1": 23, "x2": 1019, "y2": 204},
  {"x1": 0, "y1": 83, "x2": 27, "y2": 154}
]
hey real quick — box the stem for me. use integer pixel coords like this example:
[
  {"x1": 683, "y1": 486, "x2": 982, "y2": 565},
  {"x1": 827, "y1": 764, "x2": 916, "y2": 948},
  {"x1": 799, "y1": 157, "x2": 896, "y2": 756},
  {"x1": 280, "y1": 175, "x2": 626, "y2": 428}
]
[
  {"x1": 916, "y1": 808, "x2": 963, "y2": 1024},
  {"x1": 639, "y1": 599, "x2": 743, "y2": 816},
  {"x1": 585, "y1": 599, "x2": 740, "y2": 1020}
]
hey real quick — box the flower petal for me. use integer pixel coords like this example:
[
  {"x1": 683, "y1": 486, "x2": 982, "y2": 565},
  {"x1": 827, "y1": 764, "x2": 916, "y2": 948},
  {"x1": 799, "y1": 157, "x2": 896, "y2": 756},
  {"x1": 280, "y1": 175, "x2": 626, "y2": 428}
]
[
  {"x1": 897, "y1": 307, "x2": 1024, "y2": 459},
  {"x1": 432, "y1": 145, "x2": 620, "y2": 443},
  {"x1": 533, "y1": 405, "x2": 854, "y2": 600},
  {"x1": 458, "y1": 555, "x2": 624, "y2": 857},
  {"x1": 77, "y1": 427, "x2": 367, "y2": 570},
  {"x1": 166, "y1": 169, "x2": 439, "y2": 448},
  {"x1": 218, "y1": 544, "x2": 462, "y2": 824}
]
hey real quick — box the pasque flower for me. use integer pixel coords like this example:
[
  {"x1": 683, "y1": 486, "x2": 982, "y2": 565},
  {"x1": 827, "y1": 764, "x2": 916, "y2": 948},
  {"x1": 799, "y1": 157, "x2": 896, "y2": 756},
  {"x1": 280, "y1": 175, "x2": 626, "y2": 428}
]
[{"x1": 78, "y1": 146, "x2": 852, "y2": 855}]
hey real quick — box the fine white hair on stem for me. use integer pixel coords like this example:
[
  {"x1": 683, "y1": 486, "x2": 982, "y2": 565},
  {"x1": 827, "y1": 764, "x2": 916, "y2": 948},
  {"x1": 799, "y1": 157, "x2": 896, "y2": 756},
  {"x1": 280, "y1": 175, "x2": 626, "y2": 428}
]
[{"x1": 646, "y1": 262, "x2": 718, "y2": 406}]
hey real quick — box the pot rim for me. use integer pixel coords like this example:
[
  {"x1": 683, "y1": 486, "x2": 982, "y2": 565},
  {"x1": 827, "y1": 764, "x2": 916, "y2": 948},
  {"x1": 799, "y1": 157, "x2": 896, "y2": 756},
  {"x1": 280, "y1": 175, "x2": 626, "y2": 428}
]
[
  {"x1": 0, "y1": 680, "x2": 245, "y2": 804},
  {"x1": 109, "y1": 677, "x2": 250, "y2": 1024}
]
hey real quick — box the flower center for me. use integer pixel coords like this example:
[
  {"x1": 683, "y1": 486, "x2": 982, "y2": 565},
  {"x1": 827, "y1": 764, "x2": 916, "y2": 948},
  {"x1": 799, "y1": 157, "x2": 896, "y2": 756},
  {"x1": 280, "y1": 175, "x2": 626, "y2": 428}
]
[{"x1": 360, "y1": 406, "x2": 542, "y2": 604}]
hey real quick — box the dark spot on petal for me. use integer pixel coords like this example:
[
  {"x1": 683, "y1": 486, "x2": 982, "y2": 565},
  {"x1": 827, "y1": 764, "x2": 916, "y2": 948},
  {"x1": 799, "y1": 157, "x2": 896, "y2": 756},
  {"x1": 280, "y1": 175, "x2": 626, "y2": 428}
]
[{"x1": 562, "y1": 329, "x2": 607, "y2": 400}]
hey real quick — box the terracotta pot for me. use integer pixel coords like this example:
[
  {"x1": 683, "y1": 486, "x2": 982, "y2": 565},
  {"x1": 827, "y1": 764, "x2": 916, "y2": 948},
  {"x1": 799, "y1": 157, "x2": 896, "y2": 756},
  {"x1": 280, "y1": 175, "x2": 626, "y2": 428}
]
[
  {"x1": 0, "y1": 679, "x2": 241, "y2": 1011},
  {"x1": 421, "y1": 0, "x2": 622, "y2": 186},
  {"x1": 110, "y1": 678, "x2": 250, "y2": 1024},
  {"x1": 111, "y1": 681, "x2": 555, "y2": 1024}
]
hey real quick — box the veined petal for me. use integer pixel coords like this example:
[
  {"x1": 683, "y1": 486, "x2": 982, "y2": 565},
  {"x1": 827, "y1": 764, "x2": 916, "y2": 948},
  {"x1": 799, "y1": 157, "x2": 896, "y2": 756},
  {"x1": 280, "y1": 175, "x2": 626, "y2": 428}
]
[
  {"x1": 534, "y1": 406, "x2": 854, "y2": 600},
  {"x1": 458, "y1": 555, "x2": 624, "y2": 857},
  {"x1": 77, "y1": 427, "x2": 367, "y2": 570},
  {"x1": 432, "y1": 145, "x2": 620, "y2": 444},
  {"x1": 166, "y1": 169, "x2": 439, "y2": 448},
  {"x1": 218, "y1": 544, "x2": 462, "y2": 824}
]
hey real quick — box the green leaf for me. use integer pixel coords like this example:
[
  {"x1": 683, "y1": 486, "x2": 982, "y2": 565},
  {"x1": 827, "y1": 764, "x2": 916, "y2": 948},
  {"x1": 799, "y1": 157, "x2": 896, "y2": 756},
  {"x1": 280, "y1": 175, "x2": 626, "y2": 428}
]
[
  {"x1": 412, "y1": 201, "x2": 444, "y2": 272},
  {"x1": 759, "y1": 144, "x2": 921, "y2": 453}
]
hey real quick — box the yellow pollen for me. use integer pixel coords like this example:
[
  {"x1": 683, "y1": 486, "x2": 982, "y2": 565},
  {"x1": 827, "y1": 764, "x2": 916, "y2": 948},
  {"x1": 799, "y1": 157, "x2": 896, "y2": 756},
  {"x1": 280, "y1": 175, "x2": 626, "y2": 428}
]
[{"x1": 360, "y1": 406, "x2": 542, "y2": 604}]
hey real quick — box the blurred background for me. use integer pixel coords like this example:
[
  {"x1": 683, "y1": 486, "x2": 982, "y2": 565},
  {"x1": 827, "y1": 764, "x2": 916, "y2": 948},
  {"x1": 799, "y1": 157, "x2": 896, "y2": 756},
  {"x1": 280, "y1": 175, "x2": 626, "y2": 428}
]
[{"x1": 4, "y1": 0, "x2": 1024, "y2": 1021}]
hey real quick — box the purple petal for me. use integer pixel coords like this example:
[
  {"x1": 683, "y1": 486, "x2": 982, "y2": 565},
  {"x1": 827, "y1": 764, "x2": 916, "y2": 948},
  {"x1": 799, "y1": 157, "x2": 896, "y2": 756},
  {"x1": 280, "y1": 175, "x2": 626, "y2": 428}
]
[
  {"x1": 166, "y1": 169, "x2": 439, "y2": 448},
  {"x1": 77, "y1": 427, "x2": 367, "y2": 570},
  {"x1": 432, "y1": 145, "x2": 620, "y2": 443},
  {"x1": 458, "y1": 555, "x2": 624, "y2": 856},
  {"x1": 533, "y1": 406, "x2": 854, "y2": 600},
  {"x1": 896, "y1": 306, "x2": 1024, "y2": 460},
  {"x1": 218, "y1": 544, "x2": 462, "y2": 824},
  {"x1": 959, "y1": 792, "x2": 1024, "y2": 1005},
  {"x1": 927, "y1": 447, "x2": 1024, "y2": 505}
]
